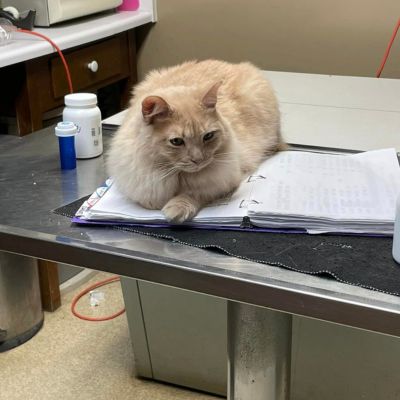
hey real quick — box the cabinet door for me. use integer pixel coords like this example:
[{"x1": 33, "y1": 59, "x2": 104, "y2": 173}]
[{"x1": 121, "y1": 277, "x2": 227, "y2": 396}]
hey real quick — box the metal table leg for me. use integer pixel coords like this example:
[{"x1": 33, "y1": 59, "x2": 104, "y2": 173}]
[
  {"x1": 228, "y1": 301, "x2": 292, "y2": 400},
  {"x1": 0, "y1": 252, "x2": 43, "y2": 352}
]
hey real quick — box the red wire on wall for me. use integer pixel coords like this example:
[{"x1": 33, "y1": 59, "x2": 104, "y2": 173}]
[
  {"x1": 17, "y1": 28, "x2": 74, "y2": 93},
  {"x1": 376, "y1": 17, "x2": 400, "y2": 78}
]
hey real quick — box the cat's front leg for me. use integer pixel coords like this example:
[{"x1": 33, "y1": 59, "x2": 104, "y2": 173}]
[{"x1": 162, "y1": 194, "x2": 200, "y2": 223}]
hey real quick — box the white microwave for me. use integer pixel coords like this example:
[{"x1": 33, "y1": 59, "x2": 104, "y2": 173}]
[{"x1": 4, "y1": 0, "x2": 123, "y2": 26}]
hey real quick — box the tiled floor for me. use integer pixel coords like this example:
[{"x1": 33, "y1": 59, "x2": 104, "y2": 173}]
[{"x1": 1, "y1": 271, "x2": 221, "y2": 400}]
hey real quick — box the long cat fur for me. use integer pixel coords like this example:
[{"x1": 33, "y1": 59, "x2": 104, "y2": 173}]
[{"x1": 107, "y1": 59, "x2": 284, "y2": 222}]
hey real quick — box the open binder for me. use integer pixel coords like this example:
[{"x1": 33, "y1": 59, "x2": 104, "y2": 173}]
[{"x1": 74, "y1": 148, "x2": 400, "y2": 235}]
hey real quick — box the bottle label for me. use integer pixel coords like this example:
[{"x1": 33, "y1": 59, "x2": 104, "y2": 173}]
[{"x1": 63, "y1": 108, "x2": 102, "y2": 158}]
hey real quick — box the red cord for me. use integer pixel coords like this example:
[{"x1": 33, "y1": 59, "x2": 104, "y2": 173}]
[
  {"x1": 376, "y1": 17, "x2": 400, "y2": 78},
  {"x1": 71, "y1": 276, "x2": 126, "y2": 321},
  {"x1": 17, "y1": 28, "x2": 74, "y2": 93}
]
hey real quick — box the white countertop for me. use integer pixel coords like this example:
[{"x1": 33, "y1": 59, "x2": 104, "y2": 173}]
[
  {"x1": 265, "y1": 71, "x2": 400, "y2": 151},
  {"x1": 103, "y1": 71, "x2": 400, "y2": 151},
  {"x1": 0, "y1": 10, "x2": 153, "y2": 68}
]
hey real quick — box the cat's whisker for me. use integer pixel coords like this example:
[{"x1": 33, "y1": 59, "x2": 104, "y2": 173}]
[
  {"x1": 213, "y1": 158, "x2": 237, "y2": 162},
  {"x1": 159, "y1": 168, "x2": 178, "y2": 181},
  {"x1": 214, "y1": 156, "x2": 238, "y2": 162},
  {"x1": 214, "y1": 155, "x2": 237, "y2": 159},
  {"x1": 214, "y1": 156, "x2": 236, "y2": 161},
  {"x1": 215, "y1": 150, "x2": 238, "y2": 155},
  {"x1": 155, "y1": 163, "x2": 178, "y2": 175},
  {"x1": 159, "y1": 164, "x2": 181, "y2": 179},
  {"x1": 215, "y1": 151, "x2": 237, "y2": 156}
]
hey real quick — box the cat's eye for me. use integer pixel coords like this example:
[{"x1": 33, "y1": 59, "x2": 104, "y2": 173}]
[
  {"x1": 203, "y1": 131, "x2": 216, "y2": 142},
  {"x1": 170, "y1": 137, "x2": 184, "y2": 146}
]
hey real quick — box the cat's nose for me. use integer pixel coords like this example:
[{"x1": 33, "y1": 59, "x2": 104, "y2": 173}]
[
  {"x1": 190, "y1": 150, "x2": 204, "y2": 164},
  {"x1": 191, "y1": 156, "x2": 205, "y2": 164}
]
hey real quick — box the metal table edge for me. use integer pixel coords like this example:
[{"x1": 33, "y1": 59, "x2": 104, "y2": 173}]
[{"x1": 1, "y1": 225, "x2": 400, "y2": 337}]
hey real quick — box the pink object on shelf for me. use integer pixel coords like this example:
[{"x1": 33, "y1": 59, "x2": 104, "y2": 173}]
[{"x1": 118, "y1": 0, "x2": 140, "y2": 11}]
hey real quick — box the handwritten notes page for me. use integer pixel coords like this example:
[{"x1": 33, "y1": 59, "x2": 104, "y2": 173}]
[
  {"x1": 248, "y1": 149, "x2": 400, "y2": 234},
  {"x1": 78, "y1": 149, "x2": 400, "y2": 234}
]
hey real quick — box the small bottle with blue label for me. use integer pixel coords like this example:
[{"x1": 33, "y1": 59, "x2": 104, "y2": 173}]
[{"x1": 55, "y1": 121, "x2": 77, "y2": 170}]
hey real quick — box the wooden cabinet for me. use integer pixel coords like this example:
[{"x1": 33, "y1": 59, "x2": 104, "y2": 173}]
[
  {"x1": 0, "y1": 30, "x2": 136, "y2": 136},
  {"x1": 0, "y1": 30, "x2": 138, "y2": 310}
]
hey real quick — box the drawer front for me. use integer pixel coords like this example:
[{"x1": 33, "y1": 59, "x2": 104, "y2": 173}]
[{"x1": 51, "y1": 34, "x2": 130, "y2": 98}]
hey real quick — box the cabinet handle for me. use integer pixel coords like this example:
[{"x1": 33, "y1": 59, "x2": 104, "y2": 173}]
[{"x1": 87, "y1": 61, "x2": 99, "y2": 73}]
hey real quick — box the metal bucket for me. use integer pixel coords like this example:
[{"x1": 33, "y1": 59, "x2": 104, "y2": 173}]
[{"x1": 0, "y1": 252, "x2": 44, "y2": 352}]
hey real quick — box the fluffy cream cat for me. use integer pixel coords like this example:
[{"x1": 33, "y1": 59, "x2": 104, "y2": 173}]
[{"x1": 107, "y1": 59, "x2": 284, "y2": 222}]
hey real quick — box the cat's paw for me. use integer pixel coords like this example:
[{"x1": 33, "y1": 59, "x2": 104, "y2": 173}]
[{"x1": 162, "y1": 196, "x2": 198, "y2": 223}]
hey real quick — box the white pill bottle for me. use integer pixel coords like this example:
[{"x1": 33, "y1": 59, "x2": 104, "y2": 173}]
[{"x1": 63, "y1": 93, "x2": 103, "y2": 159}]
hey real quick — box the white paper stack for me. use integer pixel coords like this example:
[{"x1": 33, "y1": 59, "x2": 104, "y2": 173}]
[
  {"x1": 247, "y1": 149, "x2": 400, "y2": 234},
  {"x1": 76, "y1": 149, "x2": 400, "y2": 235},
  {"x1": 78, "y1": 177, "x2": 247, "y2": 227}
]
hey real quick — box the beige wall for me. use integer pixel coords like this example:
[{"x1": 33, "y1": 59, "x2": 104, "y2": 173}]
[{"x1": 136, "y1": 0, "x2": 399, "y2": 79}]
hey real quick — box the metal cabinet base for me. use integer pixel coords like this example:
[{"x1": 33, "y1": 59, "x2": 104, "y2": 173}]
[
  {"x1": 120, "y1": 277, "x2": 227, "y2": 395},
  {"x1": 121, "y1": 278, "x2": 400, "y2": 399}
]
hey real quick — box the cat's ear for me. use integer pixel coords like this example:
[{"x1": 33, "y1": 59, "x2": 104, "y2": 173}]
[
  {"x1": 142, "y1": 96, "x2": 171, "y2": 124},
  {"x1": 201, "y1": 81, "x2": 222, "y2": 110}
]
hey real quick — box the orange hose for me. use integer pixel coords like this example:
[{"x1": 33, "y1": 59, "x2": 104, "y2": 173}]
[
  {"x1": 71, "y1": 276, "x2": 125, "y2": 321},
  {"x1": 17, "y1": 28, "x2": 74, "y2": 93}
]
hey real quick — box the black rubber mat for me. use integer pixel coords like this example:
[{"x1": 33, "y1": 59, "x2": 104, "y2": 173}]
[{"x1": 54, "y1": 196, "x2": 400, "y2": 297}]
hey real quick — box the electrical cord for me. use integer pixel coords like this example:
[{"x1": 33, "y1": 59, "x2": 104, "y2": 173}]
[
  {"x1": 17, "y1": 28, "x2": 74, "y2": 93},
  {"x1": 71, "y1": 276, "x2": 126, "y2": 321},
  {"x1": 376, "y1": 17, "x2": 400, "y2": 78}
]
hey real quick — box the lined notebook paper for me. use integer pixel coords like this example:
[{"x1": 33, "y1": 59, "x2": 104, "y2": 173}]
[{"x1": 76, "y1": 149, "x2": 400, "y2": 235}]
